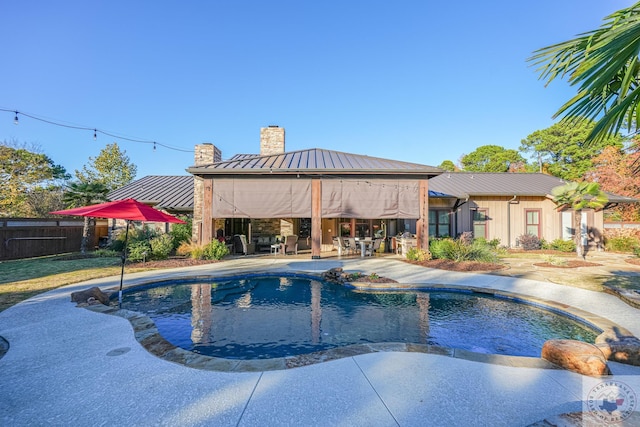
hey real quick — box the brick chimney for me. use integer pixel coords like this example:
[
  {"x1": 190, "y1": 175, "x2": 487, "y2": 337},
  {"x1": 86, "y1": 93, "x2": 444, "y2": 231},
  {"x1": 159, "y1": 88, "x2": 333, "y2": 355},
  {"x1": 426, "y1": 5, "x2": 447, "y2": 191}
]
[
  {"x1": 195, "y1": 143, "x2": 222, "y2": 166},
  {"x1": 260, "y1": 126, "x2": 285, "y2": 156}
]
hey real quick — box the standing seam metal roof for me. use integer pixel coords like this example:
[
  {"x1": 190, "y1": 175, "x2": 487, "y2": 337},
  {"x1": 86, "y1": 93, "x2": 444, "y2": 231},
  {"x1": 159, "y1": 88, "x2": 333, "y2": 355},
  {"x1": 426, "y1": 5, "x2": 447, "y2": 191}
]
[{"x1": 189, "y1": 148, "x2": 442, "y2": 174}]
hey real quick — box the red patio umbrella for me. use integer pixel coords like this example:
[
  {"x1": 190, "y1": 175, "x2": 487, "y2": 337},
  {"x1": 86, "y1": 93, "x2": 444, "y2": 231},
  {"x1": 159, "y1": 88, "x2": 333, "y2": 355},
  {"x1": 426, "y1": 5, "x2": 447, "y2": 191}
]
[{"x1": 51, "y1": 198, "x2": 186, "y2": 307}]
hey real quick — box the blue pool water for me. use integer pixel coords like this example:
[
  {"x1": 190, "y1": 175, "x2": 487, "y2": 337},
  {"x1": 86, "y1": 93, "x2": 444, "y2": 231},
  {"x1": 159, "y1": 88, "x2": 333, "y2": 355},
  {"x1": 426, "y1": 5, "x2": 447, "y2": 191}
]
[{"x1": 121, "y1": 275, "x2": 599, "y2": 359}]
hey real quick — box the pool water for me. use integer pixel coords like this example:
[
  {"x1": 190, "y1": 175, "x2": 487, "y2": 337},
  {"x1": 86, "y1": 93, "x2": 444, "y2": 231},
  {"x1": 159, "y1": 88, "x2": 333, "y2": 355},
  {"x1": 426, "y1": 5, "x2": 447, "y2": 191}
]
[{"x1": 122, "y1": 276, "x2": 599, "y2": 359}]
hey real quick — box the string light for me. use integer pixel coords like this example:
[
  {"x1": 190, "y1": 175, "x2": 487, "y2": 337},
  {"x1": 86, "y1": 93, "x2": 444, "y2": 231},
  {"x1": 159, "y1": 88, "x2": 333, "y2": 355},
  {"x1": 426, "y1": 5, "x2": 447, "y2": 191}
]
[{"x1": 1, "y1": 107, "x2": 193, "y2": 153}]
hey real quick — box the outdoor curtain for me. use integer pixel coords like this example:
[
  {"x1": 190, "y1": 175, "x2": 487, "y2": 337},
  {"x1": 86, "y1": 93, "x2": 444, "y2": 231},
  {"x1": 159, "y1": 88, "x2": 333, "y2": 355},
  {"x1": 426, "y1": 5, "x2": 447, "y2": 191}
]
[{"x1": 210, "y1": 178, "x2": 419, "y2": 219}]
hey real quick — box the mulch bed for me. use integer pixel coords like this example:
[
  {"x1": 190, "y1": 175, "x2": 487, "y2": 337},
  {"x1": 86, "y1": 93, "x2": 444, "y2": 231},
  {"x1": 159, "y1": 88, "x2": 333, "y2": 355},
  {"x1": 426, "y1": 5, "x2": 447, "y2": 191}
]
[
  {"x1": 407, "y1": 259, "x2": 506, "y2": 272},
  {"x1": 532, "y1": 261, "x2": 602, "y2": 268},
  {"x1": 626, "y1": 258, "x2": 640, "y2": 267}
]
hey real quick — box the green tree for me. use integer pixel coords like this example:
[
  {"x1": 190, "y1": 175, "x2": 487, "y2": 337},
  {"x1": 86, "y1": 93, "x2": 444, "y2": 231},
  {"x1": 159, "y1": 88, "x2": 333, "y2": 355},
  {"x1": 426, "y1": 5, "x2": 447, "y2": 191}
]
[
  {"x1": 460, "y1": 145, "x2": 526, "y2": 172},
  {"x1": 529, "y1": 2, "x2": 640, "y2": 143},
  {"x1": 520, "y1": 120, "x2": 623, "y2": 181},
  {"x1": 75, "y1": 142, "x2": 137, "y2": 191},
  {"x1": 438, "y1": 160, "x2": 458, "y2": 172},
  {"x1": 62, "y1": 182, "x2": 109, "y2": 253},
  {"x1": 0, "y1": 142, "x2": 69, "y2": 217},
  {"x1": 551, "y1": 182, "x2": 608, "y2": 258}
]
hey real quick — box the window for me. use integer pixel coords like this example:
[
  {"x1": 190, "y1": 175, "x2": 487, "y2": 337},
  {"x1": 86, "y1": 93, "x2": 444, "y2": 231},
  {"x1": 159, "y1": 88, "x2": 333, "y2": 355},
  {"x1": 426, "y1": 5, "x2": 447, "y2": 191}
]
[
  {"x1": 429, "y1": 210, "x2": 451, "y2": 237},
  {"x1": 473, "y1": 209, "x2": 488, "y2": 239},
  {"x1": 525, "y1": 209, "x2": 541, "y2": 237}
]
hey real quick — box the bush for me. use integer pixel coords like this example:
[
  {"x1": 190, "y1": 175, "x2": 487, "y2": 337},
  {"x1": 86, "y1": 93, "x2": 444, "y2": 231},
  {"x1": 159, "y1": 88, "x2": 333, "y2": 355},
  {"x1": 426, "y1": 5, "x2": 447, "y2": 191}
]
[
  {"x1": 175, "y1": 239, "x2": 229, "y2": 260},
  {"x1": 429, "y1": 237, "x2": 499, "y2": 263},
  {"x1": 547, "y1": 239, "x2": 576, "y2": 252},
  {"x1": 605, "y1": 236, "x2": 640, "y2": 253},
  {"x1": 406, "y1": 248, "x2": 431, "y2": 261},
  {"x1": 127, "y1": 240, "x2": 151, "y2": 262},
  {"x1": 150, "y1": 234, "x2": 174, "y2": 260},
  {"x1": 517, "y1": 234, "x2": 541, "y2": 250},
  {"x1": 169, "y1": 216, "x2": 192, "y2": 249},
  {"x1": 201, "y1": 240, "x2": 230, "y2": 260},
  {"x1": 93, "y1": 249, "x2": 119, "y2": 258}
]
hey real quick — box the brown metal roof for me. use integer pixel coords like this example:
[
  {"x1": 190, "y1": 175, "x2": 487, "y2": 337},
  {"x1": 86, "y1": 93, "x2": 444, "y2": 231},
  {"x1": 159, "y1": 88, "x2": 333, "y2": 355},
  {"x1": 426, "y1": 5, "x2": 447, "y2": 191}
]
[
  {"x1": 107, "y1": 175, "x2": 194, "y2": 211},
  {"x1": 188, "y1": 148, "x2": 442, "y2": 176},
  {"x1": 429, "y1": 172, "x2": 638, "y2": 203}
]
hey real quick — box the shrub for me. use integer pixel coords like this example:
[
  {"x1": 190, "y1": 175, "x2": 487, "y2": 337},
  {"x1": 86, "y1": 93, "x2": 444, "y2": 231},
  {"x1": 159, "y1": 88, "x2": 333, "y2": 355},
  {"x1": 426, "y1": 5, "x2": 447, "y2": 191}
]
[
  {"x1": 127, "y1": 240, "x2": 151, "y2": 262},
  {"x1": 517, "y1": 234, "x2": 541, "y2": 250},
  {"x1": 547, "y1": 239, "x2": 576, "y2": 252},
  {"x1": 406, "y1": 248, "x2": 431, "y2": 261},
  {"x1": 201, "y1": 240, "x2": 229, "y2": 260},
  {"x1": 605, "y1": 235, "x2": 640, "y2": 253},
  {"x1": 169, "y1": 216, "x2": 192, "y2": 249},
  {"x1": 429, "y1": 237, "x2": 499, "y2": 263},
  {"x1": 150, "y1": 234, "x2": 174, "y2": 260}
]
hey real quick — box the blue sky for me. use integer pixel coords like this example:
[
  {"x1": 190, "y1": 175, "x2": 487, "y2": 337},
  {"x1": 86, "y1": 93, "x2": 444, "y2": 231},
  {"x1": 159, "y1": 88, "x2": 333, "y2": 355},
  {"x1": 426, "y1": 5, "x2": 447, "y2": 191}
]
[{"x1": 1, "y1": 1, "x2": 634, "y2": 179}]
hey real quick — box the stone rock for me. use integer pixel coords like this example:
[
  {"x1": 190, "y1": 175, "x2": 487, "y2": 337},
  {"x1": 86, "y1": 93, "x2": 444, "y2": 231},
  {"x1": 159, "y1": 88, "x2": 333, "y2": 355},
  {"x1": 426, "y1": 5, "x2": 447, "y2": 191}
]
[
  {"x1": 541, "y1": 339, "x2": 611, "y2": 377},
  {"x1": 71, "y1": 287, "x2": 110, "y2": 306},
  {"x1": 596, "y1": 327, "x2": 640, "y2": 366},
  {"x1": 322, "y1": 268, "x2": 345, "y2": 284}
]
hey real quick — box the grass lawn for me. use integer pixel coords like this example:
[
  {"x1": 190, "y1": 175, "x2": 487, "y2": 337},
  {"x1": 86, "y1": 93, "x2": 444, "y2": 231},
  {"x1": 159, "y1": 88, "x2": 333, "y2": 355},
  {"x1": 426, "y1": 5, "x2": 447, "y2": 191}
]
[{"x1": 0, "y1": 255, "x2": 125, "y2": 312}]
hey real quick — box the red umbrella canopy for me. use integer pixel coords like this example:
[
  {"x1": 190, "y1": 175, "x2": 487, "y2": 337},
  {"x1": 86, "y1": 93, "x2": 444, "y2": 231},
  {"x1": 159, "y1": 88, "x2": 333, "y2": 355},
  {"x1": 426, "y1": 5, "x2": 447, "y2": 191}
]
[{"x1": 50, "y1": 198, "x2": 186, "y2": 223}]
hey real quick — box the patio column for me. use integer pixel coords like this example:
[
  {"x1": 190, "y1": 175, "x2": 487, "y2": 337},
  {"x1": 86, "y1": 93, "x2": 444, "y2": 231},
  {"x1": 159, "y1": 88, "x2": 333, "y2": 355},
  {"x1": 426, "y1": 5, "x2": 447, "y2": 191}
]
[
  {"x1": 416, "y1": 179, "x2": 429, "y2": 252},
  {"x1": 311, "y1": 179, "x2": 322, "y2": 259},
  {"x1": 202, "y1": 178, "x2": 214, "y2": 244}
]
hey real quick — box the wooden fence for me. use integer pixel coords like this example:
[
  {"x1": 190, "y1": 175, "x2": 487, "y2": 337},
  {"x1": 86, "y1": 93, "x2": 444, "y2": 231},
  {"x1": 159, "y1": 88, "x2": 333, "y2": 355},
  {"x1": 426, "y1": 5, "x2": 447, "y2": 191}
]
[{"x1": 0, "y1": 218, "x2": 107, "y2": 261}]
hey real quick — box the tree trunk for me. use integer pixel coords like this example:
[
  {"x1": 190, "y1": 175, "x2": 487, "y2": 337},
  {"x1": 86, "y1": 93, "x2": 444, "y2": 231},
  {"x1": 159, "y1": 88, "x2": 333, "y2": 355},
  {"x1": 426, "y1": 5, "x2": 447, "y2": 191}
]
[
  {"x1": 574, "y1": 209, "x2": 583, "y2": 258},
  {"x1": 80, "y1": 216, "x2": 90, "y2": 254}
]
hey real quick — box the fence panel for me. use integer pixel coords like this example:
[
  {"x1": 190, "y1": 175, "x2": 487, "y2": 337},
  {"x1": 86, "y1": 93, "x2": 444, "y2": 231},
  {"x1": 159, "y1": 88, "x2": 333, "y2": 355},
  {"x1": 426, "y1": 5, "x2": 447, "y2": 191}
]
[{"x1": 0, "y1": 219, "x2": 98, "y2": 261}]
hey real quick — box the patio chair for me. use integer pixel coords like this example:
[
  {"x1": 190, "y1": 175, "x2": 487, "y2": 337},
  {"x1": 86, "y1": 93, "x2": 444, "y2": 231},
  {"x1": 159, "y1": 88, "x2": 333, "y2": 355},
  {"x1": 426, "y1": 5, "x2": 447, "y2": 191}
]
[
  {"x1": 233, "y1": 234, "x2": 248, "y2": 255},
  {"x1": 280, "y1": 235, "x2": 299, "y2": 255},
  {"x1": 347, "y1": 237, "x2": 359, "y2": 255},
  {"x1": 335, "y1": 236, "x2": 354, "y2": 256},
  {"x1": 365, "y1": 238, "x2": 382, "y2": 256}
]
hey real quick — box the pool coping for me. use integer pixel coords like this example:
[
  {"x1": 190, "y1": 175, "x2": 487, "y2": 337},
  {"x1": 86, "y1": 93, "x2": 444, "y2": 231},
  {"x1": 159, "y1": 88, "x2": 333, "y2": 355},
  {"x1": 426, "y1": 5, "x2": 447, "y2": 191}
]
[{"x1": 81, "y1": 271, "x2": 635, "y2": 373}]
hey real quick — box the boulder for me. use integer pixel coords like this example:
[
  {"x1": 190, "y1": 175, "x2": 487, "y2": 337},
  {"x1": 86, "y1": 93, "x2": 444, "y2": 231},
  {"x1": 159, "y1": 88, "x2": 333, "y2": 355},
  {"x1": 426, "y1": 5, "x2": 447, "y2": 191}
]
[
  {"x1": 595, "y1": 328, "x2": 640, "y2": 366},
  {"x1": 71, "y1": 287, "x2": 110, "y2": 306},
  {"x1": 541, "y1": 339, "x2": 610, "y2": 377},
  {"x1": 322, "y1": 268, "x2": 345, "y2": 284}
]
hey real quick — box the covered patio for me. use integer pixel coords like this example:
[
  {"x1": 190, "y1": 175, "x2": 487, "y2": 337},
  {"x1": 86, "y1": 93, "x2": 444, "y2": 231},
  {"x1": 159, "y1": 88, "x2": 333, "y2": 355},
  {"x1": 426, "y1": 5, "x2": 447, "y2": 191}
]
[{"x1": 188, "y1": 128, "x2": 441, "y2": 258}]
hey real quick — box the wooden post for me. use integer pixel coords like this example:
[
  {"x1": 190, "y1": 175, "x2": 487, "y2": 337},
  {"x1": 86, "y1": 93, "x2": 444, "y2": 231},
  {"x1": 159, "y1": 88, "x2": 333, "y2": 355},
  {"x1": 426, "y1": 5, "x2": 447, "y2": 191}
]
[
  {"x1": 202, "y1": 178, "x2": 213, "y2": 244},
  {"x1": 311, "y1": 179, "x2": 322, "y2": 259},
  {"x1": 416, "y1": 180, "x2": 429, "y2": 252}
]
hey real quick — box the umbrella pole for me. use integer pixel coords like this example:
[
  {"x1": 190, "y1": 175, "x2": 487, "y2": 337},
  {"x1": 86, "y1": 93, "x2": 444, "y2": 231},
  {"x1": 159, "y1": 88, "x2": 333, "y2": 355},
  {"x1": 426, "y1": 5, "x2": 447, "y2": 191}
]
[{"x1": 118, "y1": 220, "x2": 131, "y2": 309}]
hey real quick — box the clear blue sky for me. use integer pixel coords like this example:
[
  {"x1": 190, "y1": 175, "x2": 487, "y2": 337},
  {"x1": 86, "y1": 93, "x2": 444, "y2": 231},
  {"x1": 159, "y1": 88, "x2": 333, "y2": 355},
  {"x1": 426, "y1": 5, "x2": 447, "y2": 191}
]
[{"x1": 1, "y1": 1, "x2": 634, "y2": 179}]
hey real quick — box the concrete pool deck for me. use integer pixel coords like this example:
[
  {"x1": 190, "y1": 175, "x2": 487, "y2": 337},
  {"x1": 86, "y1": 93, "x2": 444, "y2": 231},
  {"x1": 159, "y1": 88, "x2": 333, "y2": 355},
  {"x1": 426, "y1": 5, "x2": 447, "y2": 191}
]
[{"x1": 1, "y1": 256, "x2": 639, "y2": 426}]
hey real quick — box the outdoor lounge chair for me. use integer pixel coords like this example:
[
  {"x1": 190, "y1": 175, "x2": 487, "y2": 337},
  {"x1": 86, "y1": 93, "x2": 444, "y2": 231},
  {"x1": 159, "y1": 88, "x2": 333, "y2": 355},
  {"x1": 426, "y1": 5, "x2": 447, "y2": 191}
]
[{"x1": 280, "y1": 235, "x2": 298, "y2": 255}]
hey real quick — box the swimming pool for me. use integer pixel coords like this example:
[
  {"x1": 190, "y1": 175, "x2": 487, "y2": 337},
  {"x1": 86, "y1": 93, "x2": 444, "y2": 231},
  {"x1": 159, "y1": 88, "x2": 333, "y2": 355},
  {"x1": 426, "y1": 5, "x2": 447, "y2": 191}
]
[{"x1": 120, "y1": 275, "x2": 599, "y2": 360}]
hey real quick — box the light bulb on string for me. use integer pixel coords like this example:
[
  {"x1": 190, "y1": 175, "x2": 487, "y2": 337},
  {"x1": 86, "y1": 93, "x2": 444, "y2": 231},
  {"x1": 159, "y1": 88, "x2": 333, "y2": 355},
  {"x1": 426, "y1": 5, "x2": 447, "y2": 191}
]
[
  {"x1": 153, "y1": 142, "x2": 156, "y2": 151},
  {"x1": 93, "y1": 129, "x2": 97, "y2": 141},
  {"x1": 13, "y1": 111, "x2": 18, "y2": 125}
]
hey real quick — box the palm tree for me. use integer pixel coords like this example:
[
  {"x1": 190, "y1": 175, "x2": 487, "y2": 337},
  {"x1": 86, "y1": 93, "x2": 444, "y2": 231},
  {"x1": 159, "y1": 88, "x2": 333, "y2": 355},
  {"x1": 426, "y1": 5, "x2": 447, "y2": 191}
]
[
  {"x1": 529, "y1": 2, "x2": 640, "y2": 143},
  {"x1": 551, "y1": 182, "x2": 608, "y2": 258},
  {"x1": 62, "y1": 182, "x2": 109, "y2": 253}
]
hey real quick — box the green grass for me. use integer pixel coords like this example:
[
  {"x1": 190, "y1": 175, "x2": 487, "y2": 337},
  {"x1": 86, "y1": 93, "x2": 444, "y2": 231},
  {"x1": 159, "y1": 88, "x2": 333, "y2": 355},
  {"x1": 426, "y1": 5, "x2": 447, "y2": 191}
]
[{"x1": 0, "y1": 255, "x2": 125, "y2": 312}]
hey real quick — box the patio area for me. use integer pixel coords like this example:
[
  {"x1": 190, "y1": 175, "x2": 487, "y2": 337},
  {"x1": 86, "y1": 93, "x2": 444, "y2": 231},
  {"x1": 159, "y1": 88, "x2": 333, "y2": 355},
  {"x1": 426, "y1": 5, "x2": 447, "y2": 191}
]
[{"x1": 1, "y1": 256, "x2": 639, "y2": 426}]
